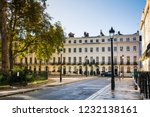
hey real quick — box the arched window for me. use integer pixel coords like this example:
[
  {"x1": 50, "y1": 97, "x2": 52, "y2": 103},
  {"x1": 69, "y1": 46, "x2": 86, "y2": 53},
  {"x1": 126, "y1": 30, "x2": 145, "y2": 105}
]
[
  {"x1": 39, "y1": 66, "x2": 41, "y2": 71},
  {"x1": 121, "y1": 66, "x2": 124, "y2": 73},
  {"x1": 52, "y1": 66, "x2": 55, "y2": 72},
  {"x1": 108, "y1": 66, "x2": 111, "y2": 71},
  {"x1": 63, "y1": 66, "x2": 66, "y2": 75},
  {"x1": 69, "y1": 66, "x2": 71, "y2": 73},
  {"x1": 74, "y1": 66, "x2": 76, "y2": 71},
  {"x1": 90, "y1": 66, "x2": 93, "y2": 70},
  {"x1": 127, "y1": 66, "x2": 131, "y2": 73},
  {"x1": 57, "y1": 66, "x2": 60, "y2": 72},
  {"x1": 45, "y1": 66, "x2": 49, "y2": 71},
  {"x1": 79, "y1": 66, "x2": 82, "y2": 74},
  {"x1": 34, "y1": 66, "x2": 36, "y2": 72},
  {"x1": 102, "y1": 66, "x2": 105, "y2": 72}
]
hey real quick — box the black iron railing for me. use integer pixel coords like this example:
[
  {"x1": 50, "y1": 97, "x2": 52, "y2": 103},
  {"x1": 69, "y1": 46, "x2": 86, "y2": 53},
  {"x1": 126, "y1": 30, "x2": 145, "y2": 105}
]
[{"x1": 134, "y1": 72, "x2": 150, "y2": 99}]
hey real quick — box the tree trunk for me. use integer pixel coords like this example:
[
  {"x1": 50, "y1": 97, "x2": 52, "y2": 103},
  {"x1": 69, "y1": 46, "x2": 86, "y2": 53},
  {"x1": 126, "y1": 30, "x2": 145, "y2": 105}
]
[
  {"x1": 9, "y1": 39, "x2": 13, "y2": 70},
  {"x1": 0, "y1": 0, "x2": 10, "y2": 74}
]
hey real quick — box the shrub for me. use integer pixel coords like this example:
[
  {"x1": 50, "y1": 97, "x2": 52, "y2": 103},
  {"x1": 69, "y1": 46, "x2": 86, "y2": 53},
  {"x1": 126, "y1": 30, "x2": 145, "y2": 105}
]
[{"x1": 0, "y1": 71, "x2": 10, "y2": 85}]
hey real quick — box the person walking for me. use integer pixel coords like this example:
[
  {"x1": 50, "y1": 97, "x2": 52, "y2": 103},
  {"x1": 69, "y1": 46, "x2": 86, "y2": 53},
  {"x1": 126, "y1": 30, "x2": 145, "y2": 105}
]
[{"x1": 120, "y1": 72, "x2": 123, "y2": 79}]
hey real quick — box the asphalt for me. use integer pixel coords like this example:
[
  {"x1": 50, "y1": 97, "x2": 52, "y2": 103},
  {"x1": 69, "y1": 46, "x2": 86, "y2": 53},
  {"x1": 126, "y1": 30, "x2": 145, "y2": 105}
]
[
  {"x1": 0, "y1": 77, "x2": 93, "y2": 98},
  {"x1": 0, "y1": 77, "x2": 142, "y2": 100}
]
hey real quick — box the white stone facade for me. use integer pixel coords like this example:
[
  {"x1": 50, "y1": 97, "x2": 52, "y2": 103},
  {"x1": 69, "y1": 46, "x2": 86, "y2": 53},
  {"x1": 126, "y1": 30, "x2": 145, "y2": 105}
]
[
  {"x1": 19, "y1": 31, "x2": 141, "y2": 77},
  {"x1": 140, "y1": 0, "x2": 150, "y2": 71}
]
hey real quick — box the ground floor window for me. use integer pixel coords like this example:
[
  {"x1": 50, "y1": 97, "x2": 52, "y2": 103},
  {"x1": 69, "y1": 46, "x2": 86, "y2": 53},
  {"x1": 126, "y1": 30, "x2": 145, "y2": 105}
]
[
  {"x1": 120, "y1": 66, "x2": 124, "y2": 73},
  {"x1": 127, "y1": 66, "x2": 131, "y2": 73},
  {"x1": 69, "y1": 66, "x2": 71, "y2": 73},
  {"x1": 102, "y1": 66, "x2": 105, "y2": 72},
  {"x1": 52, "y1": 66, "x2": 55, "y2": 72},
  {"x1": 45, "y1": 66, "x2": 49, "y2": 71},
  {"x1": 79, "y1": 66, "x2": 82, "y2": 74}
]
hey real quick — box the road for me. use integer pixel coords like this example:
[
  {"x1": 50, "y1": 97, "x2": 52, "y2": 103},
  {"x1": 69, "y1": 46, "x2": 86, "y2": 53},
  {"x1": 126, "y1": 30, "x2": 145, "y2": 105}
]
[{"x1": 0, "y1": 78, "x2": 110, "y2": 100}]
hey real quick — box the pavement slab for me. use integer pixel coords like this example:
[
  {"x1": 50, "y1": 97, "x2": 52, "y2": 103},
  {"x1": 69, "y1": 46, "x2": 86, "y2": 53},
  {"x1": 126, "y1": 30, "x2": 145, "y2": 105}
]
[{"x1": 86, "y1": 78, "x2": 141, "y2": 100}]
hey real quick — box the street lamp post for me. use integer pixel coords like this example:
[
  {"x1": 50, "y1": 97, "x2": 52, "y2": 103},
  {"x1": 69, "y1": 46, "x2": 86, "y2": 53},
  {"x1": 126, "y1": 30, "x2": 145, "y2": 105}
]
[
  {"x1": 109, "y1": 27, "x2": 115, "y2": 91},
  {"x1": 60, "y1": 49, "x2": 63, "y2": 82},
  {"x1": 120, "y1": 55, "x2": 124, "y2": 75},
  {"x1": 85, "y1": 56, "x2": 88, "y2": 77}
]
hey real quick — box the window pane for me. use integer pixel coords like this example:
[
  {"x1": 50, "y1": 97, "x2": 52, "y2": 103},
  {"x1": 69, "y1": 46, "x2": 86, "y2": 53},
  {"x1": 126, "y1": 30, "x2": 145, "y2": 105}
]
[
  {"x1": 120, "y1": 47, "x2": 123, "y2": 51},
  {"x1": 126, "y1": 38, "x2": 130, "y2": 42},
  {"x1": 108, "y1": 47, "x2": 111, "y2": 51},
  {"x1": 90, "y1": 48, "x2": 93, "y2": 52},
  {"x1": 68, "y1": 48, "x2": 71, "y2": 53},
  {"x1": 96, "y1": 47, "x2": 99, "y2": 52},
  {"x1": 102, "y1": 39, "x2": 105, "y2": 42},
  {"x1": 96, "y1": 39, "x2": 99, "y2": 42},
  {"x1": 120, "y1": 38, "x2": 123, "y2": 42},
  {"x1": 114, "y1": 38, "x2": 117, "y2": 41},
  {"x1": 90, "y1": 40, "x2": 93, "y2": 43},
  {"x1": 114, "y1": 47, "x2": 117, "y2": 51},
  {"x1": 133, "y1": 46, "x2": 136, "y2": 51},
  {"x1": 133, "y1": 37, "x2": 136, "y2": 41},
  {"x1": 102, "y1": 47, "x2": 105, "y2": 52},
  {"x1": 79, "y1": 48, "x2": 82, "y2": 52},
  {"x1": 126, "y1": 46, "x2": 130, "y2": 51},
  {"x1": 85, "y1": 48, "x2": 88, "y2": 52},
  {"x1": 74, "y1": 48, "x2": 76, "y2": 52}
]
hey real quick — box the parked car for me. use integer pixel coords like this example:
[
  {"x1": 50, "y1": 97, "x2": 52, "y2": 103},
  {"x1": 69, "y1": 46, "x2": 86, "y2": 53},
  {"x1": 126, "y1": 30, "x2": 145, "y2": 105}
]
[
  {"x1": 101, "y1": 71, "x2": 118, "y2": 77},
  {"x1": 101, "y1": 71, "x2": 112, "y2": 77}
]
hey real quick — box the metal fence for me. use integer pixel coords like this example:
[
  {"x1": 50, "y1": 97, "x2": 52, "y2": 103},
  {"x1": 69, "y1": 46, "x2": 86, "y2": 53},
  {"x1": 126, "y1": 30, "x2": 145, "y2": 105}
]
[{"x1": 134, "y1": 72, "x2": 150, "y2": 99}]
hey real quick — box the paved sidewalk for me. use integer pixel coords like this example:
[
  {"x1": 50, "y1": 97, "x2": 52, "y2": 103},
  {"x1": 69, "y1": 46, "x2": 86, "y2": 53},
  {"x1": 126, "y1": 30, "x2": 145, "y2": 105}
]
[
  {"x1": 0, "y1": 77, "x2": 93, "y2": 98},
  {"x1": 86, "y1": 78, "x2": 141, "y2": 100}
]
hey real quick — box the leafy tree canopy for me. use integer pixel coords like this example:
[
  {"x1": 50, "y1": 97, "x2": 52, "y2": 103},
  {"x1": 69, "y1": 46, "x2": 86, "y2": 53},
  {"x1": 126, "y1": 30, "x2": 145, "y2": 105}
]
[{"x1": 1, "y1": 0, "x2": 65, "y2": 69}]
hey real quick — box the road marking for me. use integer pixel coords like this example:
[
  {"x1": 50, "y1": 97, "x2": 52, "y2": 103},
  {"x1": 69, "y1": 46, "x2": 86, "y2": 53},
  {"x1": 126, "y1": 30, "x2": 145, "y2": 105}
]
[{"x1": 86, "y1": 84, "x2": 111, "y2": 100}]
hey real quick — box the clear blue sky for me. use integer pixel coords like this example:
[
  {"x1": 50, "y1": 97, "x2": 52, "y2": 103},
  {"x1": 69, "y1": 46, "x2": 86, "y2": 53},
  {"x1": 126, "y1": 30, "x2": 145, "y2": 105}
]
[{"x1": 46, "y1": 0, "x2": 146, "y2": 37}]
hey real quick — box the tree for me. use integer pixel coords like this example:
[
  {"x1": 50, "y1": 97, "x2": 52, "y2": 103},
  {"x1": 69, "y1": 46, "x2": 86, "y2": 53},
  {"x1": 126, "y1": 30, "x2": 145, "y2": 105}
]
[
  {"x1": 0, "y1": 0, "x2": 65, "y2": 72},
  {"x1": 0, "y1": 0, "x2": 10, "y2": 74},
  {"x1": 33, "y1": 22, "x2": 64, "y2": 61}
]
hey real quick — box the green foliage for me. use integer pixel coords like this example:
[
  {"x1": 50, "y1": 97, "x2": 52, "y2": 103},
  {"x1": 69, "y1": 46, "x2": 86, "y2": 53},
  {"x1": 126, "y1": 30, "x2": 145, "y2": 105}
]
[
  {"x1": 34, "y1": 22, "x2": 65, "y2": 60},
  {"x1": 12, "y1": 65, "x2": 24, "y2": 73},
  {"x1": 0, "y1": 64, "x2": 48, "y2": 85},
  {"x1": 0, "y1": 40, "x2": 1, "y2": 61},
  {"x1": 1, "y1": 0, "x2": 65, "y2": 70},
  {"x1": 0, "y1": 70, "x2": 10, "y2": 85}
]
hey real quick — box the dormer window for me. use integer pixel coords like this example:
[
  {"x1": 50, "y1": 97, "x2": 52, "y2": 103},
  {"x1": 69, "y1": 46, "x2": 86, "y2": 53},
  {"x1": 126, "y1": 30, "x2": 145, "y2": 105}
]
[
  {"x1": 90, "y1": 40, "x2": 93, "y2": 43},
  {"x1": 102, "y1": 39, "x2": 105, "y2": 42}
]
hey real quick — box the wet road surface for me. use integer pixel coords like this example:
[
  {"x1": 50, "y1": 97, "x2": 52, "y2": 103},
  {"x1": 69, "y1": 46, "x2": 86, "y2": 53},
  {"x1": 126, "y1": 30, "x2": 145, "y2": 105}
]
[{"x1": 0, "y1": 78, "x2": 110, "y2": 100}]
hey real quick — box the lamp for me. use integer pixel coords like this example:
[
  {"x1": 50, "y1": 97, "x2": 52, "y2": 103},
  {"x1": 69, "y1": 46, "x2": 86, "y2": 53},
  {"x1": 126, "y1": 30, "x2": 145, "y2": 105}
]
[
  {"x1": 60, "y1": 49, "x2": 63, "y2": 82},
  {"x1": 109, "y1": 27, "x2": 115, "y2": 91},
  {"x1": 85, "y1": 56, "x2": 88, "y2": 77}
]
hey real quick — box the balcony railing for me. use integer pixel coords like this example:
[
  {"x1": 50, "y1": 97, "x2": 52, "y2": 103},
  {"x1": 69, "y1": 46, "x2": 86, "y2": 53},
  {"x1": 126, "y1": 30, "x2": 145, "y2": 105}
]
[{"x1": 20, "y1": 61, "x2": 139, "y2": 66}]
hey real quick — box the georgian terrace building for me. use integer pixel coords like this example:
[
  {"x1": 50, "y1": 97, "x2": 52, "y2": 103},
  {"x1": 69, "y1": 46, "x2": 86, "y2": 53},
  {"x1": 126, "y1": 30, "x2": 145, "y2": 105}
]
[
  {"x1": 17, "y1": 31, "x2": 141, "y2": 77},
  {"x1": 140, "y1": 0, "x2": 150, "y2": 71}
]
